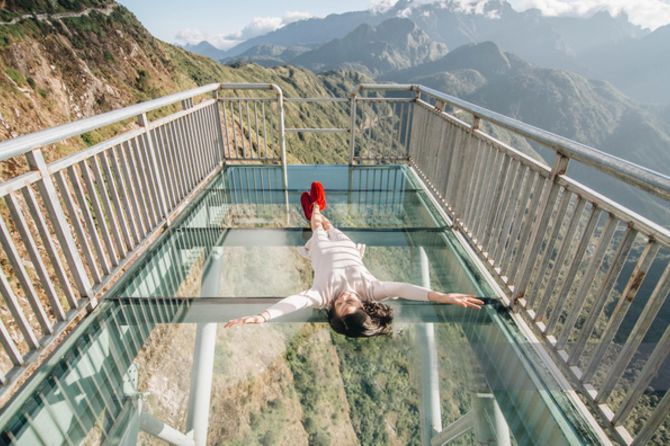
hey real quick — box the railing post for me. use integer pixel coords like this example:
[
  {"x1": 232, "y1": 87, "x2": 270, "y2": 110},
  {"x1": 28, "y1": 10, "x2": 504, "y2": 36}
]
[
  {"x1": 349, "y1": 92, "x2": 357, "y2": 165},
  {"x1": 275, "y1": 88, "x2": 288, "y2": 190},
  {"x1": 25, "y1": 149, "x2": 94, "y2": 301},
  {"x1": 512, "y1": 152, "x2": 569, "y2": 305},
  {"x1": 213, "y1": 90, "x2": 225, "y2": 166},
  {"x1": 138, "y1": 112, "x2": 169, "y2": 221}
]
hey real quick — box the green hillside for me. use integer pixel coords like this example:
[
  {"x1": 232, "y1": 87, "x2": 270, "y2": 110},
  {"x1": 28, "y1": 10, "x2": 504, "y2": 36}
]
[{"x1": 0, "y1": 1, "x2": 364, "y2": 179}]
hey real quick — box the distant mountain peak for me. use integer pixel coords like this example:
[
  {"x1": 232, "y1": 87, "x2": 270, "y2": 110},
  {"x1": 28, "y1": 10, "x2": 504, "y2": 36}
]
[
  {"x1": 183, "y1": 40, "x2": 228, "y2": 60},
  {"x1": 290, "y1": 16, "x2": 448, "y2": 75}
]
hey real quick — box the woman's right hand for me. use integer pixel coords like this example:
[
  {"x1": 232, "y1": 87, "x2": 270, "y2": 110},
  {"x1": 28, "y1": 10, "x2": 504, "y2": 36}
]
[{"x1": 223, "y1": 314, "x2": 267, "y2": 329}]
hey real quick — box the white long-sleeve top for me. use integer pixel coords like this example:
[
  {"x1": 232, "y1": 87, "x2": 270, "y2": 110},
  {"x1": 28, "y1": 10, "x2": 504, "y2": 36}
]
[{"x1": 264, "y1": 226, "x2": 432, "y2": 320}]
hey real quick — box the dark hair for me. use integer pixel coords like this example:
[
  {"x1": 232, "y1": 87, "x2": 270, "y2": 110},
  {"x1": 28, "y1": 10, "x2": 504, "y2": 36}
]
[{"x1": 327, "y1": 301, "x2": 393, "y2": 338}]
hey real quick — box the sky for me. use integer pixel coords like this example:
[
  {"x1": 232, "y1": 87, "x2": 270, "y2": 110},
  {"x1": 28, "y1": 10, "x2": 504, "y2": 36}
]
[{"x1": 117, "y1": 0, "x2": 670, "y2": 50}]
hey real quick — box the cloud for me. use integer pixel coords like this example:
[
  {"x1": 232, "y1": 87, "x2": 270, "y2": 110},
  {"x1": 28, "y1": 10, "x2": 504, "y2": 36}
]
[
  {"x1": 371, "y1": 0, "x2": 503, "y2": 16},
  {"x1": 175, "y1": 28, "x2": 208, "y2": 45},
  {"x1": 506, "y1": 0, "x2": 670, "y2": 30},
  {"x1": 372, "y1": 0, "x2": 670, "y2": 29},
  {"x1": 175, "y1": 28, "x2": 241, "y2": 50},
  {"x1": 175, "y1": 11, "x2": 314, "y2": 50},
  {"x1": 370, "y1": 0, "x2": 397, "y2": 13}
]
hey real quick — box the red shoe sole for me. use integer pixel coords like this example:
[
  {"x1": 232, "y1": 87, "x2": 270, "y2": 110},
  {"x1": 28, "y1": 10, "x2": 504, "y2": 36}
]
[
  {"x1": 310, "y1": 181, "x2": 327, "y2": 210},
  {"x1": 300, "y1": 192, "x2": 314, "y2": 221}
]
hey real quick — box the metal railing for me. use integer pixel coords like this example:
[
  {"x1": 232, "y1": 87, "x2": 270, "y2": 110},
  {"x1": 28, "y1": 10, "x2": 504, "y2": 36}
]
[
  {"x1": 376, "y1": 84, "x2": 669, "y2": 446},
  {"x1": 1, "y1": 81, "x2": 669, "y2": 444},
  {"x1": 0, "y1": 83, "x2": 225, "y2": 400}
]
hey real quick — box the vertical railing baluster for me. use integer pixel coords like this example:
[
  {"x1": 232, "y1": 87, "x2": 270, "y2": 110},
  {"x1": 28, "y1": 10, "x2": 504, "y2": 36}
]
[
  {"x1": 5, "y1": 193, "x2": 65, "y2": 321},
  {"x1": 221, "y1": 99, "x2": 231, "y2": 159},
  {"x1": 80, "y1": 158, "x2": 119, "y2": 266},
  {"x1": 510, "y1": 175, "x2": 549, "y2": 283},
  {"x1": 568, "y1": 227, "x2": 637, "y2": 363},
  {"x1": 0, "y1": 215, "x2": 52, "y2": 334},
  {"x1": 119, "y1": 141, "x2": 149, "y2": 236},
  {"x1": 0, "y1": 267, "x2": 39, "y2": 349},
  {"x1": 523, "y1": 188, "x2": 570, "y2": 307},
  {"x1": 25, "y1": 150, "x2": 93, "y2": 299},
  {"x1": 129, "y1": 135, "x2": 159, "y2": 229},
  {"x1": 90, "y1": 154, "x2": 127, "y2": 258},
  {"x1": 56, "y1": 169, "x2": 106, "y2": 281},
  {"x1": 182, "y1": 101, "x2": 205, "y2": 182},
  {"x1": 153, "y1": 125, "x2": 177, "y2": 210},
  {"x1": 276, "y1": 89, "x2": 288, "y2": 190},
  {"x1": 489, "y1": 159, "x2": 519, "y2": 257},
  {"x1": 99, "y1": 150, "x2": 134, "y2": 251},
  {"x1": 513, "y1": 154, "x2": 569, "y2": 303},
  {"x1": 139, "y1": 113, "x2": 168, "y2": 220},
  {"x1": 499, "y1": 169, "x2": 534, "y2": 268},
  {"x1": 534, "y1": 198, "x2": 586, "y2": 322},
  {"x1": 0, "y1": 318, "x2": 23, "y2": 366},
  {"x1": 349, "y1": 93, "x2": 357, "y2": 165},
  {"x1": 213, "y1": 92, "x2": 226, "y2": 164},
  {"x1": 596, "y1": 263, "x2": 670, "y2": 403},
  {"x1": 21, "y1": 186, "x2": 78, "y2": 307},
  {"x1": 556, "y1": 215, "x2": 617, "y2": 349}
]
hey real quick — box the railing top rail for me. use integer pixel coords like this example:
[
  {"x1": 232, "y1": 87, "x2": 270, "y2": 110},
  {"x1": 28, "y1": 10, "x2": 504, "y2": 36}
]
[
  {"x1": 0, "y1": 83, "x2": 221, "y2": 162},
  {"x1": 355, "y1": 83, "x2": 670, "y2": 201},
  {"x1": 219, "y1": 83, "x2": 282, "y2": 95}
]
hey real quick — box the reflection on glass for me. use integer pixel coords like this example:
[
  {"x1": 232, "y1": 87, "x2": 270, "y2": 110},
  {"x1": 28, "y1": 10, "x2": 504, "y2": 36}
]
[{"x1": 0, "y1": 165, "x2": 599, "y2": 445}]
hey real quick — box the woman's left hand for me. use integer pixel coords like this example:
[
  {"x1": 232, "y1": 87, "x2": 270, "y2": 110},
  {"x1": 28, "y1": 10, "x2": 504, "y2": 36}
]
[
  {"x1": 429, "y1": 292, "x2": 484, "y2": 309},
  {"x1": 223, "y1": 314, "x2": 267, "y2": 328},
  {"x1": 445, "y1": 293, "x2": 484, "y2": 309}
]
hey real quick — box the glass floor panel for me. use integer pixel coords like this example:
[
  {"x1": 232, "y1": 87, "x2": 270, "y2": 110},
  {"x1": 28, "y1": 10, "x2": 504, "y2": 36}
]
[{"x1": 0, "y1": 165, "x2": 600, "y2": 445}]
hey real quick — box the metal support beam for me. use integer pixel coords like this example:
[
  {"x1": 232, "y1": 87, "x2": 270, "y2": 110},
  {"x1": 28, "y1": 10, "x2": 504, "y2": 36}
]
[
  {"x1": 141, "y1": 412, "x2": 195, "y2": 446},
  {"x1": 431, "y1": 411, "x2": 473, "y2": 446},
  {"x1": 472, "y1": 393, "x2": 511, "y2": 446},
  {"x1": 417, "y1": 247, "x2": 442, "y2": 445},
  {"x1": 186, "y1": 247, "x2": 223, "y2": 446}
]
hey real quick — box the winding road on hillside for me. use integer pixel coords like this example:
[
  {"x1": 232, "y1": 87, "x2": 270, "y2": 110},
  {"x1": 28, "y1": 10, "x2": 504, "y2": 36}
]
[{"x1": 0, "y1": 4, "x2": 117, "y2": 26}]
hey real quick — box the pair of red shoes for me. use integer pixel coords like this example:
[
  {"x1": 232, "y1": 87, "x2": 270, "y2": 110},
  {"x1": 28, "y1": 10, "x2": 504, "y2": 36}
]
[{"x1": 301, "y1": 181, "x2": 327, "y2": 220}]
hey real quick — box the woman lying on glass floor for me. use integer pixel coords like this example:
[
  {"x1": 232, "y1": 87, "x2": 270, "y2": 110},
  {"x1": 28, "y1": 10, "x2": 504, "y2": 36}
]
[{"x1": 224, "y1": 182, "x2": 484, "y2": 337}]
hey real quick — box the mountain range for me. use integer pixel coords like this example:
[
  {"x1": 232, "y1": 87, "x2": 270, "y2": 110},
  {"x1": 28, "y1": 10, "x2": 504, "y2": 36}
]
[
  {"x1": 186, "y1": 0, "x2": 667, "y2": 107},
  {"x1": 183, "y1": 0, "x2": 670, "y2": 220},
  {"x1": 289, "y1": 18, "x2": 448, "y2": 76}
]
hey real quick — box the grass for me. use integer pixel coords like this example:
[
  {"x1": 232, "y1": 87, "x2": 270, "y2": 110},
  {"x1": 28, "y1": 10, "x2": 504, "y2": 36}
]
[{"x1": 4, "y1": 66, "x2": 26, "y2": 87}]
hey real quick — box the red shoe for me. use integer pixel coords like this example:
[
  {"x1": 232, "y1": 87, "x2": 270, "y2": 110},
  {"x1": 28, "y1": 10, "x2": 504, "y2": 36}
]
[
  {"x1": 310, "y1": 181, "x2": 327, "y2": 211},
  {"x1": 300, "y1": 192, "x2": 314, "y2": 221}
]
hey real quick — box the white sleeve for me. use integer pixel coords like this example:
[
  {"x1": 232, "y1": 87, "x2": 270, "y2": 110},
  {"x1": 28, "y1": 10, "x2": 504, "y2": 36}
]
[
  {"x1": 371, "y1": 281, "x2": 432, "y2": 302},
  {"x1": 263, "y1": 289, "x2": 323, "y2": 320}
]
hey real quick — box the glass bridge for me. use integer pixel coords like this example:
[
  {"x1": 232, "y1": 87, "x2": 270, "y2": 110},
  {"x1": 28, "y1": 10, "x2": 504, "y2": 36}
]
[
  {"x1": 0, "y1": 166, "x2": 601, "y2": 445},
  {"x1": 0, "y1": 83, "x2": 668, "y2": 445}
]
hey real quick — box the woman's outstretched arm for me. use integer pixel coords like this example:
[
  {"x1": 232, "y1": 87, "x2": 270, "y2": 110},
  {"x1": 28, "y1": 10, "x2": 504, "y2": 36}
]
[
  {"x1": 371, "y1": 281, "x2": 484, "y2": 310},
  {"x1": 223, "y1": 289, "x2": 322, "y2": 328}
]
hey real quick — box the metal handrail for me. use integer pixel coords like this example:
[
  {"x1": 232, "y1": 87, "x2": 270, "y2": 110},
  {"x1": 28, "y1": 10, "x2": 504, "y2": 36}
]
[
  {"x1": 360, "y1": 82, "x2": 669, "y2": 445},
  {"x1": 0, "y1": 83, "x2": 221, "y2": 161},
  {"x1": 0, "y1": 83, "x2": 226, "y2": 401},
  {"x1": 356, "y1": 83, "x2": 670, "y2": 201}
]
